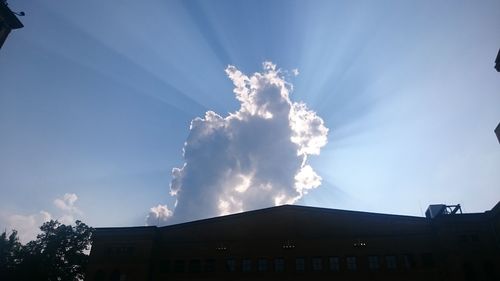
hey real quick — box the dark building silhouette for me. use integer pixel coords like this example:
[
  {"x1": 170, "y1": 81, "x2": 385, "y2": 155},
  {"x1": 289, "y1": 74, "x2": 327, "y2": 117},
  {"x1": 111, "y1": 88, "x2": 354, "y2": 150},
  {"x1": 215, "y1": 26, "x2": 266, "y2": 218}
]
[
  {"x1": 496, "y1": 50, "x2": 500, "y2": 143},
  {"x1": 0, "y1": 1, "x2": 23, "y2": 49},
  {"x1": 86, "y1": 202, "x2": 500, "y2": 281},
  {"x1": 495, "y1": 49, "x2": 500, "y2": 72},
  {"x1": 496, "y1": 123, "x2": 500, "y2": 144}
]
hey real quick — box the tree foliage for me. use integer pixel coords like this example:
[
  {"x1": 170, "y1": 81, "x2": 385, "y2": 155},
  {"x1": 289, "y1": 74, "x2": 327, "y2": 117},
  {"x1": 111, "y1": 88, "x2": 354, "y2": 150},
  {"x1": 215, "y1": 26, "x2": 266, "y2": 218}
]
[
  {"x1": 0, "y1": 230, "x2": 22, "y2": 280},
  {"x1": 0, "y1": 220, "x2": 93, "y2": 281}
]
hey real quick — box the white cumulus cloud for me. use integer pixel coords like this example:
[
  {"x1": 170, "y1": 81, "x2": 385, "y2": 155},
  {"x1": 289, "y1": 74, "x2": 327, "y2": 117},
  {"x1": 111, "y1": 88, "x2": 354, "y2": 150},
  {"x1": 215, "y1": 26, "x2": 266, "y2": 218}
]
[
  {"x1": 54, "y1": 193, "x2": 81, "y2": 214},
  {"x1": 151, "y1": 62, "x2": 328, "y2": 224},
  {"x1": 1, "y1": 211, "x2": 52, "y2": 244},
  {"x1": 0, "y1": 193, "x2": 83, "y2": 244},
  {"x1": 146, "y1": 204, "x2": 173, "y2": 226}
]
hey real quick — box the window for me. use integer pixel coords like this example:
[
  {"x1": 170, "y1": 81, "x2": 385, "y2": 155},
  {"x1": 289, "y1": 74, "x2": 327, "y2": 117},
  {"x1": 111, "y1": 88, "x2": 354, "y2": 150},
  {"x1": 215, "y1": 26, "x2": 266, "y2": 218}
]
[
  {"x1": 160, "y1": 260, "x2": 170, "y2": 273},
  {"x1": 402, "y1": 254, "x2": 415, "y2": 270},
  {"x1": 295, "y1": 258, "x2": 305, "y2": 272},
  {"x1": 329, "y1": 257, "x2": 340, "y2": 272},
  {"x1": 483, "y1": 261, "x2": 496, "y2": 280},
  {"x1": 458, "y1": 234, "x2": 480, "y2": 247},
  {"x1": 226, "y1": 258, "x2": 236, "y2": 272},
  {"x1": 109, "y1": 270, "x2": 126, "y2": 281},
  {"x1": 258, "y1": 258, "x2": 268, "y2": 272},
  {"x1": 174, "y1": 260, "x2": 185, "y2": 273},
  {"x1": 463, "y1": 262, "x2": 477, "y2": 281},
  {"x1": 204, "y1": 259, "x2": 215, "y2": 272},
  {"x1": 312, "y1": 257, "x2": 323, "y2": 272},
  {"x1": 274, "y1": 258, "x2": 285, "y2": 272},
  {"x1": 346, "y1": 256, "x2": 357, "y2": 271},
  {"x1": 107, "y1": 246, "x2": 134, "y2": 256},
  {"x1": 386, "y1": 255, "x2": 397, "y2": 270},
  {"x1": 421, "y1": 253, "x2": 435, "y2": 268},
  {"x1": 189, "y1": 259, "x2": 201, "y2": 273},
  {"x1": 110, "y1": 269, "x2": 120, "y2": 281},
  {"x1": 368, "y1": 256, "x2": 379, "y2": 271},
  {"x1": 242, "y1": 259, "x2": 252, "y2": 272},
  {"x1": 94, "y1": 269, "x2": 106, "y2": 281}
]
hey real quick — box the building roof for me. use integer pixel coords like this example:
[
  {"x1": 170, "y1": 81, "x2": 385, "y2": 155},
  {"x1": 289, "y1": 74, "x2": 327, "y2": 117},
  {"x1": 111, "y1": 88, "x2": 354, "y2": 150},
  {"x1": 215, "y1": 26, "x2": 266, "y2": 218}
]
[
  {"x1": 92, "y1": 203, "x2": 500, "y2": 239},
  {"x1": 158, "y1": 204, "x2": 426, "y2": 231}
]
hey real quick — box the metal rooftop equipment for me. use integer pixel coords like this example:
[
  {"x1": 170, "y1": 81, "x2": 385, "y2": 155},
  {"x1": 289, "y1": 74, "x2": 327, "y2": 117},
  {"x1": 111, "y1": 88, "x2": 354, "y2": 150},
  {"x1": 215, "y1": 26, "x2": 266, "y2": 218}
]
[{"x1": 425, "y1": 204, "x2": 462, "y2": 219}]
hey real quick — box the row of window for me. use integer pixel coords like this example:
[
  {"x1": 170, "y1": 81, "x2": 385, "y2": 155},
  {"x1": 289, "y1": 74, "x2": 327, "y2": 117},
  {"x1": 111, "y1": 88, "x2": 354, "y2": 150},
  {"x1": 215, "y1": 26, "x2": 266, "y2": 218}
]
[
  {"x1": 106, "y1": 246, "x2": 134, "y2": 256},
  {"x1": 95, "y1": 258, "x2": 497, "y2": 281},
  {"x1": 159, "y1": 253, "x2": 432, "y2": 274}
]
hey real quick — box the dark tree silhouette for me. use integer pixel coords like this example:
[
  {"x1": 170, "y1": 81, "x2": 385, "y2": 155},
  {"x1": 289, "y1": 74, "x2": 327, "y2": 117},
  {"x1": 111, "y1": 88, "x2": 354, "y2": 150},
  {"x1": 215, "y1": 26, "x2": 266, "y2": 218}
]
[
  {"x1": 0, "y1": 230, "x2": 22, "y2": 280},
  {"x1": 0, "y1": 220, "x2": 93, "y2": 281}
]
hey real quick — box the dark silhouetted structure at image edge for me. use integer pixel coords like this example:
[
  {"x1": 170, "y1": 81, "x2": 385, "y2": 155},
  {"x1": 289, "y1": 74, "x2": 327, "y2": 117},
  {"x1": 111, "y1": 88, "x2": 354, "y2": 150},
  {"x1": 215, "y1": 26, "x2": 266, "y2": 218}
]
[
  {"x1": 0, "y1": 1, "x2": 23, "y2": 49},
  {"x1": 495, "y1": 49, "x2": 500, "y2": 143},
  {"x1": 86, "y1": 202, "x2": 500, "y2": 281},
  {"x1": 495, "y1": 123, "x2": 500, "y2": 144},
  {"x1": 495, "y1": 49, "x2": 500, "y2": 72}
]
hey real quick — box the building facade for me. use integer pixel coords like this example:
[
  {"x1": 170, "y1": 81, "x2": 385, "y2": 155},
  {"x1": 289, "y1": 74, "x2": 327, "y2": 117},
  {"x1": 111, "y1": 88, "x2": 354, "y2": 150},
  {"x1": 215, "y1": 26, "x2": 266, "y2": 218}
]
[{"x1": 86, "y1": 202, "x2": 500, "y2": 281}]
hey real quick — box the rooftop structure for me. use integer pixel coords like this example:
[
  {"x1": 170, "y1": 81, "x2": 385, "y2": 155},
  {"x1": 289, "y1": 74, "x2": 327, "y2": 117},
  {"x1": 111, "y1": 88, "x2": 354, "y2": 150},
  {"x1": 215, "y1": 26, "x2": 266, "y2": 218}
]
[{"x1": 0, "y1": 1, "x2": 23, "y2": 49}]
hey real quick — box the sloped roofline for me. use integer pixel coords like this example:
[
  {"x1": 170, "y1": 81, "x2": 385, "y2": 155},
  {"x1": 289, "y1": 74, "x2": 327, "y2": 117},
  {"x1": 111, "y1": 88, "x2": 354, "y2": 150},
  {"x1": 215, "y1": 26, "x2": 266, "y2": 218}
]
[
  {"x1": 94, "y1": 202, "x2": 499, "y2": 232},
  {"x1": 156, "y1": 204, "x2": 427, "y2": 231},
  {"x1": 94, "y1": 226, "x2": 156, "y2": 234},
  {"x1": 488, "y1": 201, "x2": 500, "y2": 216},
  {"x1": 94, "y1": 205, "x2": 425, "y2": 232}
]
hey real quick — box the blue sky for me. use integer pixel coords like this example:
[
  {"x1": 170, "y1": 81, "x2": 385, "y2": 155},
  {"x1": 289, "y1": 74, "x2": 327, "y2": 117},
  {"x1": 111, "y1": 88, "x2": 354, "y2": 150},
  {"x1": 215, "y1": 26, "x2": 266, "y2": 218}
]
[{"x1": 1, "y1": 0, "x2": 499, "y2": 241}]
